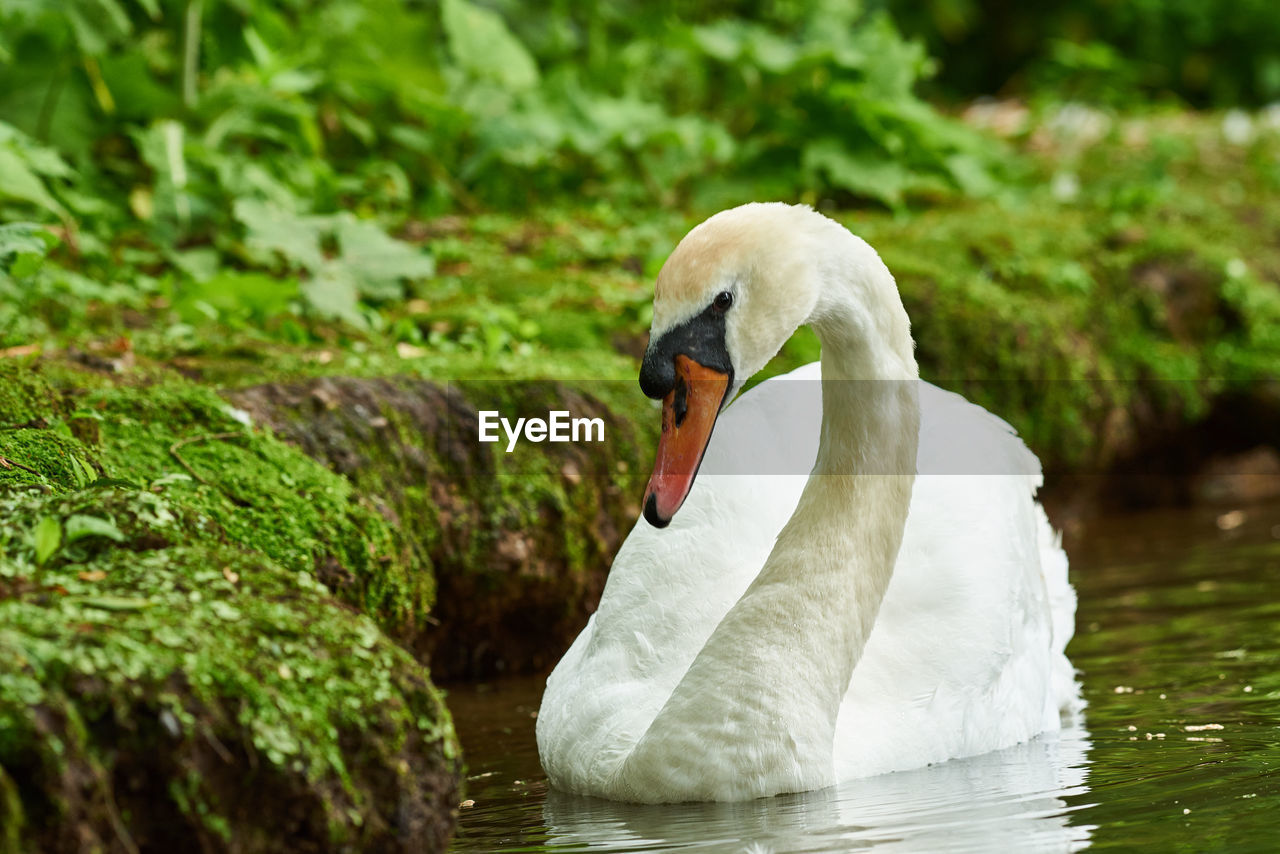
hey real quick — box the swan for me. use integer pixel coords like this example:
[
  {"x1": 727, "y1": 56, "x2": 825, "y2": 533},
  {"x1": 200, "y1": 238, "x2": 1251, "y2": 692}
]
[{"x1": 536, "y1": 202, "x2": 1080, "y2": 803}]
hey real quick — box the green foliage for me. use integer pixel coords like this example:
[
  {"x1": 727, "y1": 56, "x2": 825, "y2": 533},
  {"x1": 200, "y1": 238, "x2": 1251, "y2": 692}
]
[
  {"x1": 463, "y1": 0, "x2": 996, "y2": 208},
  {"x1": 233, "y1": 199, "x2": 435, "y2": 326},
  {"x1": 0, "y1": 124, "x2": 73, "y2": 225},
  {"x1": 442, "y1": 0, "x2": 539, "y2": 90},
  {"x1": 887, "y1": 0, "x2": 1280, "y2": 106},
  {"x1": 31, "y1": 516, "x2": 60, "y2": 566},
  {"x1": 0, "y1": 0, "x2": 1002, "y2": 351},
  {"x1": 0, "y1": 223, "x2": 57, "y2": 260}
]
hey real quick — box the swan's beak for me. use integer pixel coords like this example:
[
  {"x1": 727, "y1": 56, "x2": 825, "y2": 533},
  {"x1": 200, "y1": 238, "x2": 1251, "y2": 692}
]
[{"x1": 642, "y1": 354, "x2": 730, "y2": 528}]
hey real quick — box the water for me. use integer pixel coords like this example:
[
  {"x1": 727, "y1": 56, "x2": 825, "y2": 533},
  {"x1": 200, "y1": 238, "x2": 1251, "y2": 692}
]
[{"x1": 449, "y1": 501, "x2": 1280, "y2": 852}]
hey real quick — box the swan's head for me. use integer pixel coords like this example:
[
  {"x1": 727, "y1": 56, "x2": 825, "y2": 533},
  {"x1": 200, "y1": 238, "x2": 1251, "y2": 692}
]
[{"x1": 638, "y1": 203, "x2": 835, "y2": 527}]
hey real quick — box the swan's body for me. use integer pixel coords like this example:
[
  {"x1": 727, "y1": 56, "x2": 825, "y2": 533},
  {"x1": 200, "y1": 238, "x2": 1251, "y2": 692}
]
[{"x1": 537, "y1": 203, "x2": 1079, "y2": 803}]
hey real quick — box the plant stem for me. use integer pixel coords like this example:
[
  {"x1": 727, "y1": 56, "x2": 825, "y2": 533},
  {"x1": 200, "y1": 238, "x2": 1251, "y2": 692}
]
[
  {"x1": 35, "y1": 69, "x2": 67, "y2": 141},
  {"x1": 183, "y1": 0, "x2": 204, "y2": 107}
]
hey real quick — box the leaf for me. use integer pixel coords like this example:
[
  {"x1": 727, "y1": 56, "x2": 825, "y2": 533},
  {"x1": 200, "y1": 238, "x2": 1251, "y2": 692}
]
[
  {"x1": 801, "y1": 139, "x2": 911, "y2": 207},
  {"x1": 691, "y1": 23, "x2": 744, "y2": 63},
  {"x1": 0, "y1": 223, "x2": 58, "y2": 260},
  {"x1": 267, "y1": 69, "x2": 322, "y2": 96},
  {"x1": 944, "y1": 153, "x2": 998, "y2": 197},
  {"x1": 233, "y1": 203, "x2": 429, "y2": 310},
  {"x1": 210, "y1": 600, "x2": 242, "y2": 621},
  {"x1": 68, "y1": 453, "x2": 96, "y2": 488},
  {"x1": 441, "y1": 0, "x2": 539, "y2": 90},
  {"x1": 34, "y1": 517, "x2": 62, "y2": 566},
  {"x1": 22, "y1": 146, "x2": 74, "y2": 180},
  {"x1": 334, "y1": 216, "x2": 434, "y2": 299},
  {"x1": 64, "y1": 515, "x2": 126, "y2": 544},
  {"x1": 0, "y1": 148, "x2": 66, "y2": 219},
  {"x1": 243, "y1": 26, "x2": 274, "y2": 68},
  {"x1": 170, "y1": 247, "x2": 221, "y2": 283},
  {"x1": 177, "y1": 270, "x2": 299, "y2": 323},
  {"x1": 747, "y1": 28, "x2": 800, "y2": 73},
  {"x1": 302, "y1": 265, "x2": 365, "y2": 328},
  {"x1": 234, "y1": 199, "x2": 325, "y2": 272},
  {"x1": 87, "y1": 477, "x2": 142, "y2": 490}
]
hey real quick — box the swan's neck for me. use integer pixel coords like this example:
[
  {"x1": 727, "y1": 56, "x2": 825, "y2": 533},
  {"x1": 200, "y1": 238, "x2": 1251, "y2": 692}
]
[{"x1": 617, "y1": 246, "x2": 921, "y2": 801}]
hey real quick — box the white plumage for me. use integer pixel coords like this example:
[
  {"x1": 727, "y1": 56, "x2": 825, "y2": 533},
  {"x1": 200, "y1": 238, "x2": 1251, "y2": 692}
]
[{"x1": 537, "y1": 203, "x2": 1080, "y2": 803}]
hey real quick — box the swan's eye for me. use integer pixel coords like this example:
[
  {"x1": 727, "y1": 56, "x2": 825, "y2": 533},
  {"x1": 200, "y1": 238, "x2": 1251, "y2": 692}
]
[{"x1": 712, "y1": 291, "x2": 733, "y2": 312}]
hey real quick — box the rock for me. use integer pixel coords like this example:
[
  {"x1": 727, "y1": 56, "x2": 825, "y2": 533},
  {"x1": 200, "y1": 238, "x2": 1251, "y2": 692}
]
[
  {"x1": 226, "y1": 376, "x2": 657, "y2": 680},
  {"x1": 1193, "y1": 446, "x2": 1280, "y2": 504},
  {"x1": 1132, "y1": 257, "x2": 1219, "y2": 344}
]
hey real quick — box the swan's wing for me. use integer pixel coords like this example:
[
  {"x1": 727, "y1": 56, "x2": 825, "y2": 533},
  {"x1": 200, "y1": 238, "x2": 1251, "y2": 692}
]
[
  {"x1": 833, "y1": 383, "x2": 1078, "y2": 779},
  {"x1": 916, "y1": 381, "x2": 1043, "y2": 481},
  {"x1": 916, "y1": 382, "x2": 1080, "y2": 715}
]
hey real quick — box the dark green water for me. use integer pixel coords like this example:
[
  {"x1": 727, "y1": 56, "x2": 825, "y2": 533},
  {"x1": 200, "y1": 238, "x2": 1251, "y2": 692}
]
[{"x1": 449, "y1": 501, "x2": 1280, "y2": 852}]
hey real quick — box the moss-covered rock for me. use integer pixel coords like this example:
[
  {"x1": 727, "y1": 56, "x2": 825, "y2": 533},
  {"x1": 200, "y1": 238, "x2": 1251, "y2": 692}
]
[
  {"x1": 0, "y1": 365, "x2": 460, "y2": 852},
  {"x1": 228, "y1": 375, "x2": 658, "y2": 680},
  {"x1": 82, "y1": 381, "x2": 433, "y2": 638}
]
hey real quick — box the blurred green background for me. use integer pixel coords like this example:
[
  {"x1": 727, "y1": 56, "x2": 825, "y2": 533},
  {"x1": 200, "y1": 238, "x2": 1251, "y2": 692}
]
[
  {"x1": 0, "y1": 0, "x2": 1278, "y2": 370},
  {"x1": 886, "y1": 0, "x2": 1280, "y2": 106}
]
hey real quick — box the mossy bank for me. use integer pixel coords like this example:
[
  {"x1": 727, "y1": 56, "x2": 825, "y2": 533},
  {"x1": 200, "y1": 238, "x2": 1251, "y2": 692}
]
[{"x1": 0, "y1": 361, "x2": 461, "y2": 852}]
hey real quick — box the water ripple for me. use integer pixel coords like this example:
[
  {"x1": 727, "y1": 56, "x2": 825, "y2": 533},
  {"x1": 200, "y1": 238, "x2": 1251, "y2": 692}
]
[{"x1": 451, "y1": 501, "x2": 1280, "y2": 852}]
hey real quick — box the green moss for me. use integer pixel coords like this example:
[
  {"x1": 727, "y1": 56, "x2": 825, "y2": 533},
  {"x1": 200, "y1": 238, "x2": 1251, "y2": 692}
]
[
  {"x1": 0, "y1": 367, "x2": 459, "y2": 850},
  {"x1": 0, "y1": 430, "x2": 98, "y2": 492},
  {"x1": 55, "y1": 381, "x2": 433, "y2": 635},
  {"x1": 0, "y1": 487, "x2": 457, "y2": 849},
  {"x1": 223, "y1": 373, "x2": 657, "y2": 678},
  {"x1": 0, "y1": 361, "x2": 58, "y2": 427}
]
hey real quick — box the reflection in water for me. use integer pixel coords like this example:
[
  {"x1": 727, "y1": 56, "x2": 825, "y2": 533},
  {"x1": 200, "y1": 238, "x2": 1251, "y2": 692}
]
[{"x1": 541, "y1": 726, "x2": 1093, "y2": 853}]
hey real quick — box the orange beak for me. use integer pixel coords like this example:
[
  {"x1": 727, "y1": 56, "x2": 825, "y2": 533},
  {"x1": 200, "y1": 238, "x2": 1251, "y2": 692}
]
[{"x1": 642, "y1": 355, "x2": 731, "y2": 528}]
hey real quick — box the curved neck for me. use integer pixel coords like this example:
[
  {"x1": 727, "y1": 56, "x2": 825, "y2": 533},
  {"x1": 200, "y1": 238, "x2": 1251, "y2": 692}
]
[{"x1": 616, "y1": 250, "x2": 921, "y2": 802}]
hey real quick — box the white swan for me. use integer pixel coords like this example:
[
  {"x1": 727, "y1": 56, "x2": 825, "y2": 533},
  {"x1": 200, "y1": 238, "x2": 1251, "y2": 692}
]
[{"x1": 537, "y1": 202, "x2": 1080, "y2": 803}]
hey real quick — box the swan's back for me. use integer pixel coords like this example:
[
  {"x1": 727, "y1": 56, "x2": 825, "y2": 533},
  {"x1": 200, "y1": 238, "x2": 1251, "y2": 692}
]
[{"x1": 537, "y1": 365, "x2": 1078, "y2": 795}]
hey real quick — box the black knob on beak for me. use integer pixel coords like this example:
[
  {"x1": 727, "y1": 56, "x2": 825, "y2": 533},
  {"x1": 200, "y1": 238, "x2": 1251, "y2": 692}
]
[
  {"x1": 638, "y1": 304, "x2": 734, "y2": 401},
  {"x1": 640, "y1": 346, "x2": 677, "y2": 399}
]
